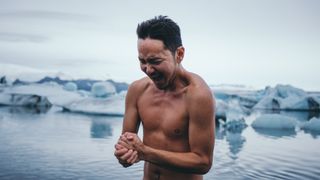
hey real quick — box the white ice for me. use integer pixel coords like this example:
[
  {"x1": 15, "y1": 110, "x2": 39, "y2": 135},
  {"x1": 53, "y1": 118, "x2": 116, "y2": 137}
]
[
  {"x1": 91, "y1": 81, "x2": 116, "y2": 98},
  {"x1": 300, "y1": 117, "x2": 320, "y2": 132},
  {"x1": 251, "y1": 114, "x2": 297, "y2": 129},
  {"x1": 0, "y1": 82, "x2": 125, "y2": 115},
  {"x1": 63, "y1": 82, "x2": 78, "y2": 91},
  {"x1": 62, "y1": 94, "x2": 125, "y2": 116},
  {"x1": 253, "y1": 84, "x2": 320, "y2": 110}
]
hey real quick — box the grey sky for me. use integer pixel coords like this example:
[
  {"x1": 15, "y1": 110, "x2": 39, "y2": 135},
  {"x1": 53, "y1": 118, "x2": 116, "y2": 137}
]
[{"x1": 0, "y1": 0, "x2": 319, "y2": 90}]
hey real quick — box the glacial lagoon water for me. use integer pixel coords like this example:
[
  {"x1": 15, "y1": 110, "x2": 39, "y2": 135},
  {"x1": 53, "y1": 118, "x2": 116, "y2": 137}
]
[{"x1": 0, "y1": 106, "x2": 320, "y2": 180}]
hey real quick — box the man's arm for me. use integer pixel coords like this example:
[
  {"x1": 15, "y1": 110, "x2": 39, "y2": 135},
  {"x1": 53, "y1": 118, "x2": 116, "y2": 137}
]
[
  {"x1": 122, "y1": 81, "x2": 141, "y2": 134},
  {"x1": 114, "y1": 81, "x2": 142, "y2": 167},
  {"x1": 123, "y1": 85, "x2": 215, "y2": 174}
]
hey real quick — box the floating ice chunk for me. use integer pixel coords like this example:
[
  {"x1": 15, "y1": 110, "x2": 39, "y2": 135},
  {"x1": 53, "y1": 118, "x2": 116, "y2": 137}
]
[
  {"x1": 118, "y1": 90, "x2": 127, "y2": 98},
  {"x1": 63, "y1": 82, "x2": 77, "y2": 91},
  {"x1": 226, "y1": 100, "x2": 246, "y2": 121},
  {"x1": 62, "y1": 95, "x2": 125, "y2": 116},
  {"x1": 301, "y1": 117, "x2": 320, "y2": 132},
  {"x1": 216, "y1": 99, "x2": 228, "y2": 120},
  {"x1": 253, "y1": 84, "x2": 318, "y2": 111},
  {"x1": 0, "y1": 93, "x2": 52, "y2": 107},
  {"x1": 252, "y1": 114, "x2": 297, "y2": 129},
  {"x1": 78, "y1": 90, "x2": 91, "y2": 97},
  {"x1": 91, "y1": 82, "x2": 116, "y2": 98},
  {"x1": 2, "y1": 83, "x2": 83, "y2": 106}
]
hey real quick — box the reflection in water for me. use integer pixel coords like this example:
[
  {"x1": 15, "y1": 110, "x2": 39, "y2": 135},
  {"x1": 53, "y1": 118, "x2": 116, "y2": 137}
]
[
  {"x1": 215, "y1": 127, "x2": 226, "y2": 140},
  {"x1": 253, "y1": 128, "x2": 296, "y2": 139},
  {"x1": 90, "y1": 119, "x2": 112, "y2": 138},
  {"x1": 216, "y1": 127, "x2": 246, "y2": 159},
  {"x1": 302, "y1": 129, "x2": 320, "y2": 139},
  {"x1": 226, "y1": 131, "x2": 246, "y2": 160},
  {"x1": 307, "y1": 111, "x2": 320, "y2": 120},
  {"x1": 1, "y1": 107, "x2": 320, "y2": 179}
]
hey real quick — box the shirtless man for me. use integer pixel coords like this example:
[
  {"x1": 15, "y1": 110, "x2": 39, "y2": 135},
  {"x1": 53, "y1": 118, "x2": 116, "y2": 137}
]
[{"x1": 114, "y1": 15, "x2": 215, "y2": 180}]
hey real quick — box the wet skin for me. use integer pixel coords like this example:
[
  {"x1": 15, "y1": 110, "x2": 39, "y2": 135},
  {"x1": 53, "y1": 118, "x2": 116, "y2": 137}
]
[{"x1": 114, "y1": 38, "x2": 215, "y2": 180}]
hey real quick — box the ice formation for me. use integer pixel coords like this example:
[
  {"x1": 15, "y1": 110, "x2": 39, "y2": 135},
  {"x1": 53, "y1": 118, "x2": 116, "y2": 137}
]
[
  {"x1": 63, "y1": 82, "x2": 78, "y2": 91},
  {"x1": 216, "y1": 99, "x2": 228, "y2": 120},
  {"x1": 0, "y1": 82, "x2": 125, "y2": 116},
  {"x1": 1, "y1": 83, "x2": 83, "y2": 106},
  {"x1": 300, "y1": 117, "x2": 320, "y2": 132},
  {"x1": 253, "y1": 85, "x2": 320, "y2": 111},
  {"x1": 91, "y1": 82, "x2": 116, "y2": 98},
  {"x1": 62, "y1": 95, "x2": 125, "y2": 116},
  {"x1": 251, "y1": 114, "x2": 297, "y2": 129},
  {"x1": 0, "y1": 93, "x2": 52, "y2": 107}
]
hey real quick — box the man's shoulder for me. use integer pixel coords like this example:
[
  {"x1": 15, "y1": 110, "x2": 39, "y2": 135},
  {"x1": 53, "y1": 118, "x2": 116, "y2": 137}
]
[
  {"x1": 185, "y1": 73, "x2": 215, "y2": 115},
  {"x1": 187, "y1": 73, "x2": 212, "y2": 97},
  {"x1": 128, "y1": 77, "x2": 151, "y2": 94}
]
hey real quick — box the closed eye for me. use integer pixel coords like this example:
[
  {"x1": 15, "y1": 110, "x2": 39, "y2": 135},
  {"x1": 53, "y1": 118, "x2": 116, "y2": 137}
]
[
  {"x1": 138, "y1": 58, "x2": 146, "y2": 64},
  {"x1": 149, "y1": 59, "x2": 162, "y2": 65}
]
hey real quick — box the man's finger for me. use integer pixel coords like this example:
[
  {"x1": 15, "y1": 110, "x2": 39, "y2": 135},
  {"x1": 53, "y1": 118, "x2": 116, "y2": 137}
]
[
  {"x1": 123, "y1": 132, "x2": 134, "y2": 139},
  {"x1": 127, "y1": 150, "x2": 138, "y2": 164},
  {"x1": 118, "y1": 139, "x2": 134, "y2": 149},
  {"x1": 120, "y1": 134, "x2": 130, "y2": 143},
  {"x1": 114, "y1": 147, "x2": 128, "y2": 157},
  {"x1": 115, "y1": 143, "x2": 125, "y2": 150},
  {"x1": 120, "y1": 149, "x2": 133, "y2": 161}
]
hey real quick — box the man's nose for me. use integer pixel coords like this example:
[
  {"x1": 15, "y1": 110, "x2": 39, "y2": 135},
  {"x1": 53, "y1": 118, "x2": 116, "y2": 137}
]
[{"x1": 145, "y1": 64, "x2": 155, "y2": 74}]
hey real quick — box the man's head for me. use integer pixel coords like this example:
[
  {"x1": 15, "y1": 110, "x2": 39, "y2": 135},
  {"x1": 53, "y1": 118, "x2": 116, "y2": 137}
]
[
  {"x1": 137, "y1": 16, "x2": 185, "y2": 90},
  {"x1": 136, "y1": 15, "x2": 182, "y2": 55}
]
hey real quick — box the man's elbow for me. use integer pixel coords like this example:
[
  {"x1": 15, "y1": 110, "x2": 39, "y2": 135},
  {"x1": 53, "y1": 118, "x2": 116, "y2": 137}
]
[{"x1": 195, "y1": 158, "x2": 212, "y2": 174}]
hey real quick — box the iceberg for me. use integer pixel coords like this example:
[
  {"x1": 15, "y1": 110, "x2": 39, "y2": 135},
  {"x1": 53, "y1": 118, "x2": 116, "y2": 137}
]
[
  {"x1": 1, "y1": 83, "x2": 83, "y2": 106},
  {"x1": 0, "y1": 93, "x2": 52, "y2": 107},
  {"x1": 226, "y1": 100, "x2": 247, "y2": 121},
  {"x1": 300, "y1": 117, "x2": 320, "y2": 132},
  {"x1": 212, "y1": 86, "x2": 259, "y2": 109},
  {"x1": 63, "y1": 82, "x2": 78, "y2": 91},
  {"x1": 251, "y1": 114, "x2": 297, "y2": 130},
  {"x1": 62, "y1": 95, "x2": 125, "y2": 116},
  {"x1": 253, "y1": 84, "x2": 320, "y2": 111},
  {"x1": 91, "y1": 81, "x2": 116, "y2": 98},
  {"x1": 215, "y1": 97, "x2": 249, "y2": 132},
  {"x1": 0, "y1": 83, "x2": 125, "y2": 116},
  {"x1": 217, "y1": 100, "x2": 248, "y2": 132},
  {"x1": 215, "y1": 99, "x2": 228, "y2": 121}
]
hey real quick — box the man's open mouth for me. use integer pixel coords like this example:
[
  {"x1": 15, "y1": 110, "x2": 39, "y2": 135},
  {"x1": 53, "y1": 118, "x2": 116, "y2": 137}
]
[{"x1": 150, "y1": 74, "x2": 162, "y2": 82}]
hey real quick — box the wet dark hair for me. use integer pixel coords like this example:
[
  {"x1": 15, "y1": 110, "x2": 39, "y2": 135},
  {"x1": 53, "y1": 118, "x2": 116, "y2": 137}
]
[{"x1": 136, "y1": 15, "x2": 183, "y2": 54}]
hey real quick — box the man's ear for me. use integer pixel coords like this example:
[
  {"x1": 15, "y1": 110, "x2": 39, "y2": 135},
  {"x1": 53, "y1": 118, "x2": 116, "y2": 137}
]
[{"x1": 175, "y1": 46, "x2": 185, "y2": 64}]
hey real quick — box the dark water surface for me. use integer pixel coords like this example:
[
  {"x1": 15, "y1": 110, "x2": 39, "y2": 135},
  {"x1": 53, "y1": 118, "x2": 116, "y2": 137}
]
[{"x1": 0, "y1": 107, "x2": 319, "y2": 180}]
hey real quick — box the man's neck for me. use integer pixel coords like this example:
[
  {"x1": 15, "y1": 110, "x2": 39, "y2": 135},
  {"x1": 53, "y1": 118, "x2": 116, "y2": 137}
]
[{"x1": 158, "y1": 66, "x2": 189, "y2": 93}]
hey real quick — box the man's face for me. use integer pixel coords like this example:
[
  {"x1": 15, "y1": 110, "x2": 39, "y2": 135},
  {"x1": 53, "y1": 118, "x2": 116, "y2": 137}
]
[{"x1": 138, "y1": 38, "x2": 177, "y2": 89}]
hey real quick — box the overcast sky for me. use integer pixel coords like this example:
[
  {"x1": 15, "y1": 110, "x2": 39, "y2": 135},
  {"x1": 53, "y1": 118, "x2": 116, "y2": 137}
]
[{"x1": 0, "y1": 0, "x2": 319, "y2": 90}]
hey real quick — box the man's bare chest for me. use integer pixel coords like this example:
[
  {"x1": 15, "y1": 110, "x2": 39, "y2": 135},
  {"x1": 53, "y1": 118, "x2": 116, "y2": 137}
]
[{"x1": 137, "y1": 91, "x2": 189, "y2": 137}]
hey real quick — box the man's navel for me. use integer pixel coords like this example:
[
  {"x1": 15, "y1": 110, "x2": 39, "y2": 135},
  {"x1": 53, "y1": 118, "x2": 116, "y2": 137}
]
[{"x1": 174, "y1": 129, "x2": 182, "y2": 135}]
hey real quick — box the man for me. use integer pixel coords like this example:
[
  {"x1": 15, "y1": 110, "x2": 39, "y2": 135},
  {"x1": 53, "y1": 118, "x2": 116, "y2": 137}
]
[{"x1": 114, "y1": 15, "x2": 215, "y2": 180}]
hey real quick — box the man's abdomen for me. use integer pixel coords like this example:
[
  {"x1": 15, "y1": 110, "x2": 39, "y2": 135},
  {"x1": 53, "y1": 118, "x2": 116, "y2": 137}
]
[{"x1": 143, "y1": 162, "x2": 203, "y2": 180}]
